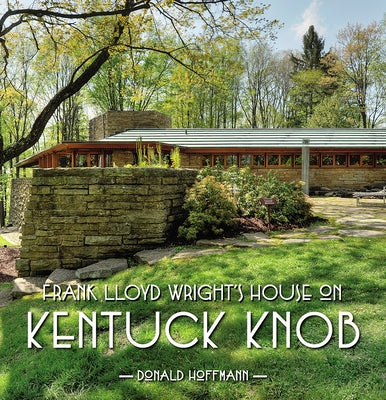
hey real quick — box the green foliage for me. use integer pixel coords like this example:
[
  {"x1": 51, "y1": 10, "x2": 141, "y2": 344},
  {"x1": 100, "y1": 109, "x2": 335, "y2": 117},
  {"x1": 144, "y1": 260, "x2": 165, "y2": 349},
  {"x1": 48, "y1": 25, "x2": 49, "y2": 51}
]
[
  {"x1": 306, "y1": 93, "x2": 359, "y2": 128},
  {"x1": 178, "y1": 175, "x2": 238, "y2": 241},
  {"x1": 291, "y1": 25, "x2": 325, "y2": 70},
  {"x1": 128, "y1": 138, "x2": 174, "y2": 168},
  {"x1": 170, "y1": 146, "x2": 181, "y2": 168},
  {"x1": 252, "y1": 172, "x2": 313, "y2": 224},
  {"x1": 189, "y1": 166, "x2": 313, "y2": 227}
]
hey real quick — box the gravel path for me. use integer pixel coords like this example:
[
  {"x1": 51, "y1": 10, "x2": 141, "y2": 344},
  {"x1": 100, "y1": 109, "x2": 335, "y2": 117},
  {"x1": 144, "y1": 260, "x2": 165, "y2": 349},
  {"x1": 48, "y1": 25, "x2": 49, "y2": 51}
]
[{"x1": 0, "y1": 247, "x2": 19, "y2": 282}]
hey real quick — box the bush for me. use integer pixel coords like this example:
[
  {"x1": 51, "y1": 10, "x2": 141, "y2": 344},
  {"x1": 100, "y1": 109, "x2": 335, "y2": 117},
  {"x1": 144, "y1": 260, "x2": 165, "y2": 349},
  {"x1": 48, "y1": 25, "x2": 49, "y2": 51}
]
[
  {"x1": 178, "y1": 176, "x2": 238, "y2": 241},
  {"x1": 195, "y1": 166, "x2": 312, "y2": 220},
  {"x1": 251, "y1": 172, "x2": 313, "y2": 224},
  {"x1": 179, "y1": 167, "x2": 314, "y2": 241}
]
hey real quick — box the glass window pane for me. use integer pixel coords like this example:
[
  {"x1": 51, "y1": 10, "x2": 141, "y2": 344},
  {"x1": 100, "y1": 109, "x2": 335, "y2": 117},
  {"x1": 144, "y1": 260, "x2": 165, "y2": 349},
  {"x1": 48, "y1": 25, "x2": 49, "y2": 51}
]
[
  {"x1": 336, "y1": 155, "x2": 347, "y2": 166},
  {"x1": 375, "y1": 154, "x2": 386, "y2": 166},
  {"x1": 322, "y1": 155, "x2": 333, "y2": 166},
  {"x1": 281, "y1": 154, "x2": 292, "y2": 166},
  {"x1": 295, "y1": 155, "x2": 302, "y2": 166},
  {"x1": 58, "y1": 154, "x2": 72, "y2": 167},
  {"x1": 240, "y1": 154, "x2": 251, "y2": 167},
  {"x1": 362, "y1": 155, "x2": 373, "y2": 166},
  {"x1": 202, "y1": 155, "x2": 211, "y2": 167},
  {"x1": 214, "y1": 155, "x2": 225, "y2": 166},
  {"x1": 105, "y1": 153, "x2": 112, "y2": 167},
  {"x1": 268, "y1": 155, "x2": 279, "y2": 166},
  {"x1": 226, "y1": 154, "x2": 238, "y2": 166},
  {"x1": 90, "y1": 154, "x2": 101, "y2": 167},
  {"x1": 253, "y1": 154, "x2": 265, "y2": 166},
  {"x1": 75, "y1": 154, "x2": 88, "y2": 167},
  {"x1": 349, "y1": 155, "x2": 360, "y2": 166},
  {"x1": 310, "y1": 154, "x2": 319, "y2": 166}
]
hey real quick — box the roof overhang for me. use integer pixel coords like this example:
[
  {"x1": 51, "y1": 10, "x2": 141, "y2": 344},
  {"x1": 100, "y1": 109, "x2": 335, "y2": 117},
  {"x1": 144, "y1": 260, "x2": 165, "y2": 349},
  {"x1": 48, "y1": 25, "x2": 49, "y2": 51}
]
[{"x1": 16, "y1": 128, "x2": 386, "y2": 168}]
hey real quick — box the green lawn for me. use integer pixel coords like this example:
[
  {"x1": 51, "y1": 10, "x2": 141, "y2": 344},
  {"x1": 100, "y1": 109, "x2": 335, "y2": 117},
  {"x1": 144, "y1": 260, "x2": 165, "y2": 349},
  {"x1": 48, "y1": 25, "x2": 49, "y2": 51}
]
[{"x1": 0, "y1": 237, "x2": 385, "y2": 400}]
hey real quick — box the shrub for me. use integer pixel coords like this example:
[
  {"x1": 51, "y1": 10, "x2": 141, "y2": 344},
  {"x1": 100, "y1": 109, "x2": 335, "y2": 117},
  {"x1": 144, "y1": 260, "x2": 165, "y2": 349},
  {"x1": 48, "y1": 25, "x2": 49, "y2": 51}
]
[
  {"x1": 178, "y1": 176, "x2": 238, "y2": 241},
  {"x1": 251, "y1": 172, "x2": 313, "y2": 224},
  {"x1": 195, "y1": 167, "x2": 313, "y2": 224}
]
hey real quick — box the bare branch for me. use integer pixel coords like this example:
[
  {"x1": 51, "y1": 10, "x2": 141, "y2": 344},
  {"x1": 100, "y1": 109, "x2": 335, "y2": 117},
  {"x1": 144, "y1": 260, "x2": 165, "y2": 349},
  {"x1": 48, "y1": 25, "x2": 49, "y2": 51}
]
[{"x1": 0, "y1": 2, "x2": 151, "y2": 37}]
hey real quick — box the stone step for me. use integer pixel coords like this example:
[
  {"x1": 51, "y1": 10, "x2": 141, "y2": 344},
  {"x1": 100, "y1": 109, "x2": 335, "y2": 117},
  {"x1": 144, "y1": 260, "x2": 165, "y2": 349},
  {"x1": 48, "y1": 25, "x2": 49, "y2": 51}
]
[
  {"x1": 12, "y1": 277, "x2": 47, "y2": 299},
  {"x1": 134, "y1": 248, "x2": 176, "y2": 266},
  {"x1": 75, "y1": 258, "x2": 128, "y2": 280},
  {"x1": 45, "y1": 269, "x2": 81, "y2": 290},
  {"x1": 172, "y1": 248, "x2": 225, "y2": 260}
]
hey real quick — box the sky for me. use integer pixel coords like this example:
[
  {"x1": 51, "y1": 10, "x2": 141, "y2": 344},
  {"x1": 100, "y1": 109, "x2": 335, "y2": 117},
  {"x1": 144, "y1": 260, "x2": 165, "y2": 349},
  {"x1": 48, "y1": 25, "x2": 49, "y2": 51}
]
[{"x1": 263, "y1": 0, "x2": 385, "y2": 52}]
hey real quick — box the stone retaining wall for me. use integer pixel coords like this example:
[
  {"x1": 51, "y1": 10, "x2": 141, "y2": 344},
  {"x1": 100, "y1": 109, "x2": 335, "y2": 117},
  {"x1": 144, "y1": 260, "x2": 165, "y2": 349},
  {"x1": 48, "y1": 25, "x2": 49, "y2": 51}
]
[
  {"x1": 9, "y1": 178, "x2": 32, "y2": 228},
  {"x1": 16, "y1": 168, "x2": 197, "y2": 277}
]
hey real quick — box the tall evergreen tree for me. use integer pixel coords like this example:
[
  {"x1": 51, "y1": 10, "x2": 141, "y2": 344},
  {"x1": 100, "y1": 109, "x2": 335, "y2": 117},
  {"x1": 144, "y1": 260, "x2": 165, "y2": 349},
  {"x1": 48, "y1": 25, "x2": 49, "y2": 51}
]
[{"x1": 291, "y1": 25, "x2": 325, "y2": 70}]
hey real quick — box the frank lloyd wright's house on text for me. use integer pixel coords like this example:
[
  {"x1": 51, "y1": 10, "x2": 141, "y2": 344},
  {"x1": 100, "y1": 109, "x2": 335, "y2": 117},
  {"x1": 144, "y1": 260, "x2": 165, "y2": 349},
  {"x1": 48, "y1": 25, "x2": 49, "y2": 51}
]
[{"x1": 17, "y1": 111, "x2": 386, "y2": 191}]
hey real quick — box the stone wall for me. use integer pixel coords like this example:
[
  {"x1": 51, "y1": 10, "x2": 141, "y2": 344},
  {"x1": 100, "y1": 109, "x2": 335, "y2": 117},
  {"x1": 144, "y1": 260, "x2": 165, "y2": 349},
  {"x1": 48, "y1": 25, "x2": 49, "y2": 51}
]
[
  {"x1": 89, "y1": 110, "x2": 172, "y2": 140},
  {"x1": 9, "y1": 178, "x2": 32, "y2": 228},
  {"x1": 309, "y1": 168, "x2": 386, "y2": 190},
  {"x1": 16, "y1": 168, "x2": 197, "y2": 277}
]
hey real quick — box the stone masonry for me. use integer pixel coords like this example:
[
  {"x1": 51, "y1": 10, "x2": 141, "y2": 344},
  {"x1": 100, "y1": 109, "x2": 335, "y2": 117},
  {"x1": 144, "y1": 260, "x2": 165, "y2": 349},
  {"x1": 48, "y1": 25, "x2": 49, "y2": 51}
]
[
  {"x1": 9, "y1": 178, "x2": 32, "y2": 228},
  {"x1": 89, "y1": 110, "x2": 172, "y2": 140},
  {"x1": 16, "y1": 168, "x2": 197, "y2": 277}
]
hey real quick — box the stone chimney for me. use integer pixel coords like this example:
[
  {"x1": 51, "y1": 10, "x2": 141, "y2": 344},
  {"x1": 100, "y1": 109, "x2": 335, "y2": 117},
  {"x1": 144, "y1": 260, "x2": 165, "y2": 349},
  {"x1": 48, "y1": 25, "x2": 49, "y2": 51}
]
[{"x1": 89, "y1": 110, "x2": 172, "y2": 140}]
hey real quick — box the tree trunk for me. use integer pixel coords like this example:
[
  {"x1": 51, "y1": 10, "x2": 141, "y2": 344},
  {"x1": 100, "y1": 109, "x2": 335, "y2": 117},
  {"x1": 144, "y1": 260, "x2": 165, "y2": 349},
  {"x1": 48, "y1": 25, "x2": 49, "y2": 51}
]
[{"x1": 0, "y1": 24, "x2": 124, "y2": 168}]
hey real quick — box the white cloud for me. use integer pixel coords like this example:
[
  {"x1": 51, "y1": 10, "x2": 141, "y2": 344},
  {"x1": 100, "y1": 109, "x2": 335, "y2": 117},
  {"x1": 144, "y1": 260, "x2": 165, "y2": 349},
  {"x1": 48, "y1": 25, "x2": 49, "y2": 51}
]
[{"x1": 291, "y1": 0, "x2": 326, "y2": 39}]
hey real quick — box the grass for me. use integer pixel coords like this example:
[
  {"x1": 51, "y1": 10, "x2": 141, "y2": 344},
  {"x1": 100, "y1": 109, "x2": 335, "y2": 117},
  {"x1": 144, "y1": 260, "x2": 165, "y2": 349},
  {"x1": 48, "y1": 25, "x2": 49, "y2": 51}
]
[
  {"x1": 0, "y1": 237, "x2": 15, "y2": 247},
  {"x1": 0, "y1": 236, "x2": 385, "y2": 400}
]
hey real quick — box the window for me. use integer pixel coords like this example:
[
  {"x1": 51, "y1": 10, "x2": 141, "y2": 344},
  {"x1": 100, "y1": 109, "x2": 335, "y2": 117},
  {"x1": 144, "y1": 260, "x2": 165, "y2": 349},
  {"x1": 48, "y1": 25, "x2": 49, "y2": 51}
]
[
  {"x1": 376, "y1": 153, "x2": 386, "y2": 166},
  {"x1": 268, "y1": 155, "x2": 279, "y2": 166},
  {"x1": 253, "y1": 154, "x2": 265, "y2": 167},
  {"x1": 349, "y1": 155, "x2": 360, "y2": 166},
  {"x1": 104, "y1": 153, "x2": 113, "y2": 167},
  {"x1": 362, "y1": 155, "x2": 373, "y2": 166},
  {"x1": 90, "y1": 154, "x2": 102, "y2": 167},
  {"x1": 202, "y1": 155, "x2": 211, "y2": 167},
  {"x1": 281, "y1": 154, "x2": 292, "y2": 167},
  {"x1": 214, "y1": 155, "x2": 225, "y2": 167},
  {"x1": 310, "y1": 154, "x2": 320, "y2": 166},
  {"x1": 335, "y1": 155, "x2": 347, "y2": 167},
  {"x1": 295, "y1": 154, "x2": 320, "y2": 167},
  {"x1": 75, "y1": 154, "x2": 88, "y2": 167},
  {"x1": 295, "y1": 155, "x2": 302, "y2": 166},
  {"x1": 240, "y1": 154, "x2": 252, "y2": 167},
  {"x1": 58, "y1": 154, "x2": 72, "y2": 167},
  {"x1": 226, "y1": 154, "x2": 238, "y2": 167},
  {"x1": 349, "y1": 154, "x2": 373, "y2": 167},
  {"x1": 322, "y1": 155, "x2": 333, "y2": 166},
  {"x1": 267, "y1": 154, "x2": 292, "y2": 167}
]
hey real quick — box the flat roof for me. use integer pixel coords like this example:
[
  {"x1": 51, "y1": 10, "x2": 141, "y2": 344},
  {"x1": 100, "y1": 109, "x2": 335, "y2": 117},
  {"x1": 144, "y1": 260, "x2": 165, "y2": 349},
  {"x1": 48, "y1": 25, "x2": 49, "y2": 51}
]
[
  {"x1": 101, "y1": 128, "x2": 386, "y2": 149},
  {"x1": 16, "y1": 128, "x2": 386, "y2": 168}
]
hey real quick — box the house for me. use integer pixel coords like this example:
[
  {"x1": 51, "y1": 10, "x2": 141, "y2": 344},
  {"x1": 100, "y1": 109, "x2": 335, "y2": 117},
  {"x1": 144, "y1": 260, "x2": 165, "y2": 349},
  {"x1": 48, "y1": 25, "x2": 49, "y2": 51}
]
[{"x1": 17, "y1": 110, "x2": 386, "y2": 191}]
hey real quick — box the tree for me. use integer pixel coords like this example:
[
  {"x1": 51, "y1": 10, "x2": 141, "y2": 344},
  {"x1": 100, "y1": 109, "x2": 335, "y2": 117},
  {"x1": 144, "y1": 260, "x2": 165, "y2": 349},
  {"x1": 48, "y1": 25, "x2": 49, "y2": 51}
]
[
  {"x1": 0, "y1": 0, "x2": 279, "y2": 169},
  {"x1": 240, "y1": 43, "x2": 292, "y2": 127},
  {"x1": 287, "y1": 68, "x2": 326, "y2": 126},
  {"x1": 87, "y1": 46, "x2": 172, "y2": 113},
  {"x1": 291, "y1": 25, "x2": 325, "y2": 70},
  {"x1": 288, "y1": 26, "x2": 343, "y2": 127},
  {"x1": 336, "y1": 21, "x2": 385, "y2": 128},
  {"x1": 306, "y1": 93, "x2": 358, "y2": 128},
  {"x1": 158, "y1": 36, "x2": 244, "y2": 128}
]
